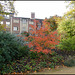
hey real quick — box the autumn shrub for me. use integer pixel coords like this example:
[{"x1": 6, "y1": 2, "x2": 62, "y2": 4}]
[
  {"x1": 26, "y1": 29, "x2": 60, "y2": 54},
  {"x1": 25, "y1": 18, "x2": 61, "y2": 55}
]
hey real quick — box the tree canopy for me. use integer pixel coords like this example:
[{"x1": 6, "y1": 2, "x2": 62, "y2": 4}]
[
  {"x1": 0, "y1": 1, "x2": 17, "y2": 31},
  {"x1": 63, "y1": 1, "x2": 75, "y2": 20}
]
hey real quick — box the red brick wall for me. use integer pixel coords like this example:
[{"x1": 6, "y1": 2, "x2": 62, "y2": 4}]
[
  {"x1": 12, "y1": 17, "x2": 20, "y2": 34},
  {"x1": 28, "y1": 19, "x2": 39, "y2": 35}
]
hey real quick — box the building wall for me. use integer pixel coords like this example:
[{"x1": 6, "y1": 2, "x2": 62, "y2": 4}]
[
  {"x1": 12, "y1": 17, "x2": 20, "y2": 34},
  {"x1": 1, "y1": 13, "x2": 43, "y2": 34},
  {"x1": 21, "y1": 19, "x2": 29, "y2": 33},
  {"x1": 28, "y1": 19, "x2": 40, "y2": 35}
]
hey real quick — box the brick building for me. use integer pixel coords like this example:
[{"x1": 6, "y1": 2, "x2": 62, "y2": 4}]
[{"x1": 0, "y1": 12, "x2": 43, "y2": 35}]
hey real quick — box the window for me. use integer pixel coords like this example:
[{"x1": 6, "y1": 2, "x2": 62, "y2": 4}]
[
  {"x1": 13, "y1": 27, "x2": 18, "y2": 31},
  {"x1": 13, "y1": 19, "x2": 19, "y2": 23},
  {"x1": 6, "y1": 22, "x2": 10, "y2": 28},
  {"x1": 22, "y1": 19, "x2": 26, "y2": 24},
  {"x1": 6, "y1": 22, "x2": 10, "y2": 25},
  {"x1": 22, "y1": 27, "x2": 25, "y2": 31},
  {"x1": 0, "y1": 21, "x2": 3, "y2": 24},
  {"x1": 29, "y1": 21, "x2": 34, "y2": 24},
  {"x1": 6, "y1": 15, "x2": 10, "y2": 19},
  {"x1": 5, "y1": 15, "x2": 10, "y2": 19},
  {"x1": 7, "y1": 15, "x2": 9, "y2": 18}
]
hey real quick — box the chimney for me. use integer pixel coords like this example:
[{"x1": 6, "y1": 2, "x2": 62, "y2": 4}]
[
  {"x1": 45, "y1": 17, "x2": 47, "y2": 19},
  {"x1": 31, "y1": 12, "x2": 35, "y2": 19}
]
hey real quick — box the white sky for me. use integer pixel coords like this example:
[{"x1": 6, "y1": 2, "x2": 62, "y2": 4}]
[{"x1": 14, "y1": 1, "x2": 70, "y2": 19}]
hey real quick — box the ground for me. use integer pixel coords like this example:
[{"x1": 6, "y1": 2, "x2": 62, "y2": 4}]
[{"x1": 29, "y1": 66, "x2": 75, "y2": 74}]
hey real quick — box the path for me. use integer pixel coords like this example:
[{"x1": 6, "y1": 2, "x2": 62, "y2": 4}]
[{"x1": 29, "y1": 66, "x2": 75, "y2": 74}]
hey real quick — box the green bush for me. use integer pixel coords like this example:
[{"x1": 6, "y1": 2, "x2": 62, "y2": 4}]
[
  {"x1": 64, "y1": 56, "x2": 75, "y2": 67},
  {"x1": 21, "y1": 31, "x2": 29, "y2": 37},
  {"x1": 58, "y1": 19, "x2": 75, "y2": 54},
  {"x1": 18, "y1": 45, "x2": 30, "y2": 57},
  {"x1": 48, "y1": 62, "x2": 55, "y2": 68},
  {"x1": 39, "y1": 61, "x2": 47, "y2": 67},
  {"x1": 0, "y1": 32, "x2": 16, "y2": 72},
  {"x1": 0, "y1": 31, "x2": 30, "y2": 73},
  {"x1": 29, "y1": 51, "x2": 39, "y2": 59},
  {"x1": 24, "y1": 64, "x2": 31, "y2": 71},
  {"x1": 0, "y1": 32, "x2": 20, "y2": 69},
  {"x1": 14, "y1": 34, "x2": 27, "y2": 46},
  {"x1": 58, "y1": 36, "x2": 75, "y2": 55}
]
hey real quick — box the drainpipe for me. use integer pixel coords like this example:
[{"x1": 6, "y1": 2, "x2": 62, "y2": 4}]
[
  {"x1": 11, "y1": 17, "x2": 12, "y2": 34},
  {"x1": 27, "y1": 19, "x2": 29, "y2": 32},
  {"x1": 20, "y1": 18, "x2": 21, "y2": 34}
]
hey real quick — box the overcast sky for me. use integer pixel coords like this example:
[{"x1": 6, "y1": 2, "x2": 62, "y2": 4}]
[{"x1": 14, "y1": 1, "x2": 70, "y2": 19}]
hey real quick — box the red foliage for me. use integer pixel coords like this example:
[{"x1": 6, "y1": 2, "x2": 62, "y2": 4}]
[{"x1": 25, "y1": 19, "x2": 60, "y2": 54}]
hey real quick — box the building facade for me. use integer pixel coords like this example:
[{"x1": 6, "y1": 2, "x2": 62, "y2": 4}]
[{"x1": 0, "y1": 12, "x2": 43, "y2": 34}]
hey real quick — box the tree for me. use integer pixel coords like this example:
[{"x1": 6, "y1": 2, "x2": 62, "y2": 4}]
[
  {"x1": 24, "y1": 19, "x2": 60, "y2": 54},
  {"x1": 58, "y1": 1, "x2": 75, "y2": 38},
  {"x1": 57, "y1": 1, "x2": 75, "y2": 53},
  {"x1": 63, "y1": 1, "x2": 75, "y2": 21},
  {"x1": 43, "y1": 15, "x2": 62, "y2": 31},
  {"x1": 0, "y1": 1, "x2": 17, "y2": 14},
  {"x1": 58, "y1": 19, "x2": 75, "y2": 38},
  {"x1": 0, "y1": 1, "x2": 17, "y2": 31}
]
